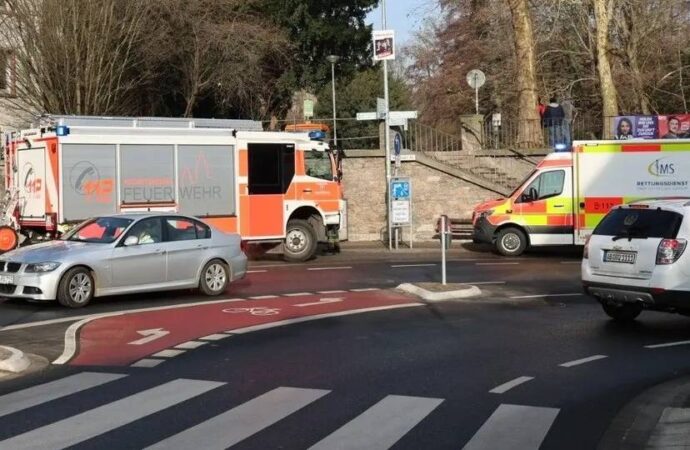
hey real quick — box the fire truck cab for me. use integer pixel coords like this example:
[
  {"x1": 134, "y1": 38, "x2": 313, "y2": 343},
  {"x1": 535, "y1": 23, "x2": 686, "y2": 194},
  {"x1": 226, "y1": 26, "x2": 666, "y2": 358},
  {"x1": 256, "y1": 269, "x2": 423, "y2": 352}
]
[{"x1": 3, "y1": 115, "x2": 346, "y2": 261}]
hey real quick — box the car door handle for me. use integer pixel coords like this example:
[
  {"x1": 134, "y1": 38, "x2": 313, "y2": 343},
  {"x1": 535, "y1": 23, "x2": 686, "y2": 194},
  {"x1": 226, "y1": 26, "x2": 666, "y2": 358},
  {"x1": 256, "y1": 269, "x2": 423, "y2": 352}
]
[
  {"x1": 155, "y1": 248, "x2": 167, "y2": 254},
  {"x1": 302, "y1": 189, "x2": 312, "y2": 193},
  {"x1": 196, "y1": 245, "x2": 208, "y2": 250},
  {"x1": 553, "y1": 205, "x2": 564, "y2": 208}
]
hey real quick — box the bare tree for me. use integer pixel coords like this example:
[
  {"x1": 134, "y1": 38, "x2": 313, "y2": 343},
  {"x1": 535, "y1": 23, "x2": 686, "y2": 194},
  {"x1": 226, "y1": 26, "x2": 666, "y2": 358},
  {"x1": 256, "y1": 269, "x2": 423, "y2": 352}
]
[
  {"x1": 0, "y1": 0, "x2": 152, "y2": 117},
  {"x1": 148, "y1": 0, "x2": 291, "y2": 119},
  {"x1": 593, "y1": 0, "x2": 619, "y2": 136},
  {"x1": 507, "y1": 0, "x2": 542, "y2": 147}
]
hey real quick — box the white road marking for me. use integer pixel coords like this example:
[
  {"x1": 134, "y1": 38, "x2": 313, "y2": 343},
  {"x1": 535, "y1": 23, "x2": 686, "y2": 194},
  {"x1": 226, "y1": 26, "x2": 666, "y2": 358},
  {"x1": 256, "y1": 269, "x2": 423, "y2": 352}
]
[
  {"x1": 307, "y1": 266, "x2": 352, "y2": 271},
  {"x1": 229, "y1": 303, "x2": 423, "y2": 335},
  {"x1": 284, "y1": 292, "x2": 313, "y2": 297},
  {"x1": 510, "y1": 293, "x2": 583, "y2": 299},
  {"x1": 4, "y1": 297, "x2": 248, "y2": 333},
  {"x1": 152, "y1": 349, "x2": 186, "y2": 358},
  {"x1": 128, "y1": 328, "x2": 170, "y2": 346},
  {"x1": 0, "y1": 379, "x2": 224, "y2": 450},
  {"x1": 0, "y1": 372, "x2": 126, "y2": 419},
  {"x1": 559, "y1": 355, "x2": 608, "y2": 367},
  {"x1": 309, "y1": 395, "x2": 443, "y2": 450},
  {"x1": 294, "y1": 298, "x2": 344, "y2": 307},
  {"x1": 146, "y1": 387, "x2": 329, "y2": 450},
  {"x1": 391, "y1": 263, "x2": 437, "y2": 268},
  {"x1": 130, "y1": 359, "x2": 165, "y2": 368},
  {"x1": 350, "y1": 288, "x2": 381, "y2": 292},
  {"x1": 199, "y1": 334, "x2": 231, "y2": 341},
  {"x1": 489, "y1": 376, "x2": 535, "y2": 394},
  {"x1": 248, "y1": 295, "x2": 279, "y2": 300},
  {"x1": 317, "y1": 290, "x2": 347, "y2": 294},
  {"x1": 246, "y1": 270, "x2": 268, "y2": 274},
  {"x1": 175, "y1": 341, "x2": 208, "y2": 350},
  {"x1": 645, "y1": 340, "x2": 690, "y2": 349},
  {"x1": 476, "y1": 262, "x2": 520, "y2": 266},
  {"x1": 462, "y1": 404, "x2": 559, "y2": 450}
]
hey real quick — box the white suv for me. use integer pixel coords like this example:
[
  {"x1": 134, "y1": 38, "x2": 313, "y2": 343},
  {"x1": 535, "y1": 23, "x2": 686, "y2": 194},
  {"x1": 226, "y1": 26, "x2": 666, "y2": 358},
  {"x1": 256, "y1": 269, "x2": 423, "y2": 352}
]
[{"x1": 582, "y1": 199, "x2": 690, "y2": 322}]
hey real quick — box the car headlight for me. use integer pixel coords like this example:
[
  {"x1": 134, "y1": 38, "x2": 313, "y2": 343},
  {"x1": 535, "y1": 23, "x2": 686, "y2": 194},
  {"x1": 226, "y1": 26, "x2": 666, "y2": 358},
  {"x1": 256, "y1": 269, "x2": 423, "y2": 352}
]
[{"x1": 25, "y1": 262, "x2": 61, "y2": 273}]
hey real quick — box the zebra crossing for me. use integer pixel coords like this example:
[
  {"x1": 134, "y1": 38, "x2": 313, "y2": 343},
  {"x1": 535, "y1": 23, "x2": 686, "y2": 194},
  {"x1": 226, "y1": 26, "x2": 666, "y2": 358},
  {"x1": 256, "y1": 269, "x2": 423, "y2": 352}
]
[{"x1": 0, "y1": 371, "x2": 561, "y2": 449}]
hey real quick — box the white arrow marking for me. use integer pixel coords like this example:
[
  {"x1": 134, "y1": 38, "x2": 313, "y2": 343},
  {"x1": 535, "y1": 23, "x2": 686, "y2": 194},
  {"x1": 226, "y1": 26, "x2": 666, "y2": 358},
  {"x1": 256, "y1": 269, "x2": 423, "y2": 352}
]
[
  {"x1": 294, "y1": 298, "x2": 344, "y2": 308},
  {"x1": 128, "y1": 328, "x2": 170, "y2": 346}
]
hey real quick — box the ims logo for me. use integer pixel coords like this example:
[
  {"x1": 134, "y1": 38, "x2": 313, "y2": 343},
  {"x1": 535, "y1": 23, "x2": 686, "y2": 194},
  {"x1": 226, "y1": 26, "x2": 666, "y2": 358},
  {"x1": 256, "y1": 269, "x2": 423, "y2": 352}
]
[{"x1": 648, "y1": 158, "x2": 676, "y2": 177}]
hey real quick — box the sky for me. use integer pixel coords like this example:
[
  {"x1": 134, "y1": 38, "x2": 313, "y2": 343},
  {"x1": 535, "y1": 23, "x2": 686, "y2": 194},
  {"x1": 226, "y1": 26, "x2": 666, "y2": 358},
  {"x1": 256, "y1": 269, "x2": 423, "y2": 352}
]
[{"x1": 366, "y1": 0, "x2": 434, "y2": 45}]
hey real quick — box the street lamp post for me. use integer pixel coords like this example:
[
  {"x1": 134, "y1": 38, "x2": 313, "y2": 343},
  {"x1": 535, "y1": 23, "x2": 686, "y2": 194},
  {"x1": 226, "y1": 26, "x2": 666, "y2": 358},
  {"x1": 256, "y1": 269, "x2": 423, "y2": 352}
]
[{"x1": 327, "y1": 55, "x2": 340, "y2": 147}]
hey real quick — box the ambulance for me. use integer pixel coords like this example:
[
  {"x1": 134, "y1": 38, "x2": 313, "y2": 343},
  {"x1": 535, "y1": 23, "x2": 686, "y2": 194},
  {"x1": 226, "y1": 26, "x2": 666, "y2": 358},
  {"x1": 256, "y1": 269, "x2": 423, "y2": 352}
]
[
  {"x1": 2, "y1": 115, "x2": 346, "y2": 262},
  {"x1": 472, "y1": 139, "x2": 690, "y2": 256}
]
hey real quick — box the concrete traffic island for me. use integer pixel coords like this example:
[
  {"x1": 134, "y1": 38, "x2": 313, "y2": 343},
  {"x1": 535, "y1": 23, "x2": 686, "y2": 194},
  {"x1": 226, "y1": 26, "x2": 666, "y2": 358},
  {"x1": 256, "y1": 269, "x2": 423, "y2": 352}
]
[
  {"x1": 0, "y1": 345, "x2": 46, "y2": 379},
  {"x1": 397, "y1": 282, "x2": 481, "y2": 302}
]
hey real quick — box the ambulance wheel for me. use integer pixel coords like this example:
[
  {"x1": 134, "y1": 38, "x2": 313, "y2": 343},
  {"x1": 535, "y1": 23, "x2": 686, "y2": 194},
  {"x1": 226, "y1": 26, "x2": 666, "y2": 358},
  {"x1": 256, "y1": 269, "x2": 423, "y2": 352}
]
[
  {"x1": 284, "y1": 220, "x2": 317, "y2": 262},
  {"x1": 602, "y1": 303, "x2": 642, "y2": 323},
  {"x1": 0, "y1": 226, "x2": 18, "y2": 253},
  {"x1": 495, "y1": 227, "x2": 527, "y2": 256}
]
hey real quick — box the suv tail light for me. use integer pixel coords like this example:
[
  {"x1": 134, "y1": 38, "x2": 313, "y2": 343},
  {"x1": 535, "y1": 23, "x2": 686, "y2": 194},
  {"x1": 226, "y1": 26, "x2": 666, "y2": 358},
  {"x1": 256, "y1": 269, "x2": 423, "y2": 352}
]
[
  {"x1": 656, "y1": 239, "x2": 687, "y2": 265},
  {"x1": 583, "y1": 235, "x2": 591, "y2": 259}
]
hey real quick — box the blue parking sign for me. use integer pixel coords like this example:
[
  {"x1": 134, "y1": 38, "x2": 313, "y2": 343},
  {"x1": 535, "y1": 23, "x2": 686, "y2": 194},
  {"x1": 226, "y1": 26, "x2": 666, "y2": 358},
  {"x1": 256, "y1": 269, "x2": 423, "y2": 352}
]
[{"x1": 391, "y1": 179, "x2": 410, "y2": 199}]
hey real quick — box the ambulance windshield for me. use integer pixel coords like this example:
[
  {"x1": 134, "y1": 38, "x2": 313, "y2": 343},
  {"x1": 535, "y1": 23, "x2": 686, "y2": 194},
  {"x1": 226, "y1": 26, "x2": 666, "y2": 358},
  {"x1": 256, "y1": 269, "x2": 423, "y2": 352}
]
[{"x1": 305, "y1": 150, "x2": 333, "y2": 181}]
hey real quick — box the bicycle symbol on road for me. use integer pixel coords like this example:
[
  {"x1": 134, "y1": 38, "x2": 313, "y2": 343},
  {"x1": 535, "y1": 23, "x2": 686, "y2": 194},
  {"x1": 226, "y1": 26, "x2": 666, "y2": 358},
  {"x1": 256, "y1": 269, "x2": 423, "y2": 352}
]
[{"x1": 222, "y1": 307, "x2": 281, "y2": 316}]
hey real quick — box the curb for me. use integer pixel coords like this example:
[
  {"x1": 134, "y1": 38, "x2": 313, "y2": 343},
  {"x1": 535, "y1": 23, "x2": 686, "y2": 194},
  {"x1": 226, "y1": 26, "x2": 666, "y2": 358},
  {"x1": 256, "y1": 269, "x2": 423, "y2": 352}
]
[
  {"x1": 396, "y1": 283, "x2": 482, "y2": 302},
  {"x1": 598, "y1": 375, "x2": 690, "y2": 449},
  {"x1": 0, "y1": 345, "x2": 31, "y2": 373}
]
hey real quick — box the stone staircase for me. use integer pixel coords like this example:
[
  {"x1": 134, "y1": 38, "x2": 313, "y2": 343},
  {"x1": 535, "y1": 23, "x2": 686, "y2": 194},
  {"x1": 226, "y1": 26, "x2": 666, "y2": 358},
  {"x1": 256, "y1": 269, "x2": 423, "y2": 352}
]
[{"x1": 407, "y1": 122, "x2": 537, "y2": 196}]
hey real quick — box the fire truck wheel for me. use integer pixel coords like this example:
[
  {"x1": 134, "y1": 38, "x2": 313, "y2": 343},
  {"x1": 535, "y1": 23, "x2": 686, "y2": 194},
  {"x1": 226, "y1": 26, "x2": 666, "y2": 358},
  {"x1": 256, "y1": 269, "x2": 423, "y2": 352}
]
[
  {"x1": 495, "y1": 227, "x2": 527, "y2": 256},
  {"x1": 57, "y1": 267, "x2": 94, "y2": 308},
  {"x1": 284, "y1": 220, "x2": 317, "y2": 262},
  {"x1": 0, "y1": 226, "x2": 18, "y2": 253},
  {"x1": 199, "y1": 259, "x2": 229, "y2": 296}
]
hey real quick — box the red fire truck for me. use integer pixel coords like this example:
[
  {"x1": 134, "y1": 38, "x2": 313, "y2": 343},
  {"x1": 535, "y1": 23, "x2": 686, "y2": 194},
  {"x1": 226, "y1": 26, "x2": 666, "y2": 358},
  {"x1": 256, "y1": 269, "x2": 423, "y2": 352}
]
[{"x1": 2, "y1": 116, "x2": 346, "y2": 261}]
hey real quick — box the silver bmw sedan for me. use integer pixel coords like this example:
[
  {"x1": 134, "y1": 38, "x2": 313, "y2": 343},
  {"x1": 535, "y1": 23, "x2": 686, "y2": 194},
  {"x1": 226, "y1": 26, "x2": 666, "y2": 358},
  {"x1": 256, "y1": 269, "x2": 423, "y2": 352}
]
[{"x1": 0, "y1": 213, "x2": 247, "y2": 308}]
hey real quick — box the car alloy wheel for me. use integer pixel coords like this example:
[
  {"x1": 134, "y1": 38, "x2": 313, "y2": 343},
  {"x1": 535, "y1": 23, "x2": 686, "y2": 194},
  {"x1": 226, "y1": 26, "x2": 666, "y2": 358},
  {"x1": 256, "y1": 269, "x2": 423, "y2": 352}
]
[
  {"x1": 68, "y1": 273, "x2": 92, "y2": 304},
  {"x1": 205, "y1": 263, "x2": 227, "y2": 293}
]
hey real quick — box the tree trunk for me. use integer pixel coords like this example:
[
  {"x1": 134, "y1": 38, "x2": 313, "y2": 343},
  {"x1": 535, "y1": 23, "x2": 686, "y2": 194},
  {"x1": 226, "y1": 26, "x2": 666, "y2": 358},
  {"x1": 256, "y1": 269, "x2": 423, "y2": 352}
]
[
  {"x1": 593, "y1": 0, "x2": 619, "y2": 137},
  {"x1": 507, "y1": 0, "x2": 542, "y2": 148}
]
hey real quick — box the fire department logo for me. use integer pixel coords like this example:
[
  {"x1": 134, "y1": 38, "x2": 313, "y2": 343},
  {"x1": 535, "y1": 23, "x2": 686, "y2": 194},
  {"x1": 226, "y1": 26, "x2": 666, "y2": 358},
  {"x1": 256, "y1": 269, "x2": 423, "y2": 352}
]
[{"x1": 69, "y1": 161, "x2": 100, "y2": 195}]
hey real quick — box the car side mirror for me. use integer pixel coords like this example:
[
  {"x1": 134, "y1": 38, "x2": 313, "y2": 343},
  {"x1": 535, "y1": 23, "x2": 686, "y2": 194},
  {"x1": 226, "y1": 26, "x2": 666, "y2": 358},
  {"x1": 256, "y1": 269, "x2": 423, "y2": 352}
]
[{"x1": 124, "y1": 235, "x2": 139, "y2": 247}]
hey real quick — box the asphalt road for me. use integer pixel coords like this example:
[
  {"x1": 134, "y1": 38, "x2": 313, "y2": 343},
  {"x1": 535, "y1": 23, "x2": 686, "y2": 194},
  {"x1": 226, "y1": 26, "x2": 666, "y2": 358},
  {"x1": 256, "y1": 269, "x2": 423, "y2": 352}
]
[{"x1": 1, "y1": 246, "x2": 690, "y2": 449}]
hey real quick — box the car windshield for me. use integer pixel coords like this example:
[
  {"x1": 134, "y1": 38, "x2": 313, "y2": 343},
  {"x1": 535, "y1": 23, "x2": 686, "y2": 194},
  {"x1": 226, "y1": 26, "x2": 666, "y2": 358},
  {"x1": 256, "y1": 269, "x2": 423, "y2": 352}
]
[
  {"x1": 509, "y1": 170, "x2": 537, "y2": 198},
  {"x1": 593, "y1": 207, "x2": 683, "y2": 239},
  {"x1": 61, "y1": 217, "x2": 133, "y2": 244},
  {"x1": 305, "y1": 150, "x2": 333, "y2": 181}
]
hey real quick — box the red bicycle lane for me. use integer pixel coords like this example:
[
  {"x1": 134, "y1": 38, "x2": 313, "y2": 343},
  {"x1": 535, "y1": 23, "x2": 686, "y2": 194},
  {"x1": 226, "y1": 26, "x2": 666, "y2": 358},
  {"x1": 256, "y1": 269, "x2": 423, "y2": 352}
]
[{"x1": 68, "y1": 290, "x2": 422, "y2": 366}]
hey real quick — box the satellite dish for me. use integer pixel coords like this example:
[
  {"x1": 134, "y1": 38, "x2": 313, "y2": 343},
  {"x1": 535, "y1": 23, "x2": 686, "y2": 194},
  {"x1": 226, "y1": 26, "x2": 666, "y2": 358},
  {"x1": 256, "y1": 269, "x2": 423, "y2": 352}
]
[{"x1": 466, "y1": 69, "x2": 486, "y2": 89}]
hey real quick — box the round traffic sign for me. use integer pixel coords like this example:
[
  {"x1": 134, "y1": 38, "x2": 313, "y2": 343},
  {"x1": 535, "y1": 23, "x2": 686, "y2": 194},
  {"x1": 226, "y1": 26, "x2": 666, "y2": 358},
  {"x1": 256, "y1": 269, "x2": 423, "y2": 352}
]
[
  {"x1": 394, "y1": 133, "x2": 402, "y2": 155},
  {"x1": 466, "y1": 69, "x2": 486, "y2": 89}
]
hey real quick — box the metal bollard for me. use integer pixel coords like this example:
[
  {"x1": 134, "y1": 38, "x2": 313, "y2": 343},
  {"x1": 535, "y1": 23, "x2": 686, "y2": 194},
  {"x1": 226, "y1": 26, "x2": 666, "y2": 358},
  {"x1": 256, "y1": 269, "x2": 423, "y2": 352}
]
[{"x1": 441, "y1": 215, "x2": 447, "y2": 285}]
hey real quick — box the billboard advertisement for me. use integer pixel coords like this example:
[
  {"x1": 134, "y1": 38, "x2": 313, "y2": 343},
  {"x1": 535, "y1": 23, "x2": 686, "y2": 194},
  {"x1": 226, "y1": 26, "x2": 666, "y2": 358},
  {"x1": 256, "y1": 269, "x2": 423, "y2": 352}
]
[{"x1": 613, "y1": 114, "x2": 690, "y2": 139}]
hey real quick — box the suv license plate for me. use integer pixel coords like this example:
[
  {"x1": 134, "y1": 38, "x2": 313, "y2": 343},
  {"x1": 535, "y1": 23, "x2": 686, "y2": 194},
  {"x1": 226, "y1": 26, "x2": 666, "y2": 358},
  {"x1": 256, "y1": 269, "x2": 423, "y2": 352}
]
[
  {"x1": 0, "y1": 275, "x2": 13, "y2": 284},
  {"x1": 604, "y1": 251, "x2": 637, "y2": 264}
]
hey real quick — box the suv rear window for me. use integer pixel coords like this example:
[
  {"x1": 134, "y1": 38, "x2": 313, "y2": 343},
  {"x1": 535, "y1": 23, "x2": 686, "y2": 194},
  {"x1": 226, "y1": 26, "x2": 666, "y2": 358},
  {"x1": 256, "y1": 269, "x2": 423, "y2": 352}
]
[{"x1": 593, "y1": 208, "x2": 683, "y2": 239}]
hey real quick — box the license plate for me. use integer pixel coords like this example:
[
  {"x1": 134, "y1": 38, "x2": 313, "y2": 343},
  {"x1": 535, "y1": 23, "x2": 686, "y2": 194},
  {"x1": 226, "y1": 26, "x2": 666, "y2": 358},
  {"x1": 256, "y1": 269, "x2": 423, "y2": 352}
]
[
  {"x1": 604, "y1": 251, "x2": 637, "y2": 264},
  {"x1": 0, "y1": 275, "x2": 13, "y2": 284}
]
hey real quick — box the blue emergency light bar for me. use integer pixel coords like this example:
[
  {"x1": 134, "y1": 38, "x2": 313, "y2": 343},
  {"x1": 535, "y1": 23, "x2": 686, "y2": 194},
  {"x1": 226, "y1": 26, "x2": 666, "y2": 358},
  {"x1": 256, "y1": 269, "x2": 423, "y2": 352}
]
[
  {"x1": 56, "y1": 125, "x2": 70, "y2": 136},
  {"x1": 309, "y1": 131, "x2": 326, "y2": 141}
]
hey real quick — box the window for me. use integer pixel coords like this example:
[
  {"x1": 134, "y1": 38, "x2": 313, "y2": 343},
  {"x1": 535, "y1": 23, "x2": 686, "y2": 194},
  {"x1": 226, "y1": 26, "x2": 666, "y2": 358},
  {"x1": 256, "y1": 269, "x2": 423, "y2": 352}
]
[
  {"x1": 126, "y1": 218, "x2": 163, "y2": 245},
  {"x1": 520, "y1": 170, "x2": 565, "y2": 202},
  {"x1": 165, "y1": 218, "x2": 199, "y2": 242},
  {"x1": 248, "y1": 143, "x2": 295, "y2": 194},
  {"x1": 594, "y1": 208, "x2": 683, "y2": 239},
  {"x1": 195, "y1": 221, "x2": 211, "y2": 239},
  {"x1": 62, "y1": 217, "x2": 133, "y2": 244},
  {"x1": 305, "y1": 150, "x2": 333, "y2": 181}
]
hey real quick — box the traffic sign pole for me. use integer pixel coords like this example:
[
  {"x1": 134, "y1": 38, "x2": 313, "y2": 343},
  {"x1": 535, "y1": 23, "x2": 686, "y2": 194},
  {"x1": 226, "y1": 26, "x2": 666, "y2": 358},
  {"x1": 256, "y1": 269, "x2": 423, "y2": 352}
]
[{"x1": 382, "y1": 0, "x2": 392, "y2": 251}]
